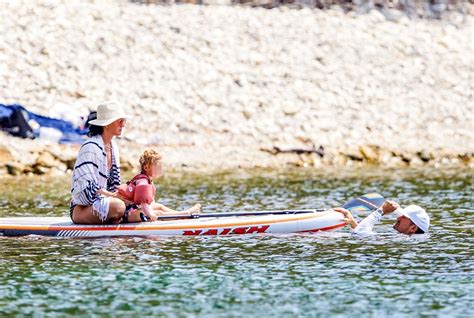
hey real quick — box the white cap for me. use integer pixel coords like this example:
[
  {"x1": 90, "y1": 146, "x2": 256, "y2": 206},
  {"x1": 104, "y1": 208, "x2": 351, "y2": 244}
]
[{"x1": 400, "y1": 205, "x2": 430, "y2": 233}]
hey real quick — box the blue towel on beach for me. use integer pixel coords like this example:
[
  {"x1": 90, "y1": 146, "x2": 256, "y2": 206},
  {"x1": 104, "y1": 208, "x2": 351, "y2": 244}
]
[{"x1": 0, "y1": 104, "x2": 88, "y2": 144}]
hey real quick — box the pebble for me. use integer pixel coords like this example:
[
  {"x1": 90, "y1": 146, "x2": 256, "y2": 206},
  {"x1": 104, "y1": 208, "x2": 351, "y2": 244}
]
[{"x1": 0, "y1": 1, "x2": 472, "y2": 175}]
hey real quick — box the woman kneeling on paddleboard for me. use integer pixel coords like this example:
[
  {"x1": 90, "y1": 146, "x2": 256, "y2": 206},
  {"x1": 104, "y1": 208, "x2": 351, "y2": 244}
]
[
  {"x1": 70, "y1": 102, "x2": 131, "y2": 224},
  {"x1": 118, "y1": 149, "x2": 201, "y2": 222}
]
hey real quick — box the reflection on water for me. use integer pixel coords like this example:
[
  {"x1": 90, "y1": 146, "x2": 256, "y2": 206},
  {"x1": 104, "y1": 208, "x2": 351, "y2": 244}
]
[{"x1": 0, "y1": 168, "x2": 472, "y2": 316}]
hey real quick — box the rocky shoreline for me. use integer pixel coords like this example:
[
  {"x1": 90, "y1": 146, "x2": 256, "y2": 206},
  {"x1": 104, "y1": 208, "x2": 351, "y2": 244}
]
[
  {"x1": 0, "y1": 131, "x2": 471, "y2": 177},
  {"x1": 0, "y1": 1, "x2": 473, "y2": 176}
]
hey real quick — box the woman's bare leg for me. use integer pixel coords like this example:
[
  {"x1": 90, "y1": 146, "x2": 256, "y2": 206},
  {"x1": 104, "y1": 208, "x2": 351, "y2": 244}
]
[
  {"x1": 71, "y1": 205, "x2": 100, "y2": 224},
  {"x1": 71, "y1": 198, "x2": 125, "y2": 224},
  {"x1": 108, "y1": 198, "x2": 126, "y2": 223}
]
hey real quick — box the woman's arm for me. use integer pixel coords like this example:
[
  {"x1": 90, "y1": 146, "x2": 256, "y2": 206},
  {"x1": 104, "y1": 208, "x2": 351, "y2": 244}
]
[
  {"x1": 96, "y1": 188, "x2": 119, "y2": 198},
  {"x1": 71, "y1": 142, "x2": 107, "y2": 205}
]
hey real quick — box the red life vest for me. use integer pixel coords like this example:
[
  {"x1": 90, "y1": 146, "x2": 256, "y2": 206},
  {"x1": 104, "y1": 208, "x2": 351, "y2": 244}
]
[{"x1": 118, "y1": 173, "x2": 156, "y2": 205}]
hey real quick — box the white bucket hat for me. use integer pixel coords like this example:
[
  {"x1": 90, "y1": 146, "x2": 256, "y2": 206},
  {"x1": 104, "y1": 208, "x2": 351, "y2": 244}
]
[
  {"x1": 88, "y1": 101, "x2": 132, "y2": 126},
  {"x1": 400, "y1": 205, "x2": 430, "y2": 233}
]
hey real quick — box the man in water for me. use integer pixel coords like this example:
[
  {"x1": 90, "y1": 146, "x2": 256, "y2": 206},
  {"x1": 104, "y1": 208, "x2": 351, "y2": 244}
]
[{"x1": 334, "y1": 201, "x2": 430, "y2": 235}]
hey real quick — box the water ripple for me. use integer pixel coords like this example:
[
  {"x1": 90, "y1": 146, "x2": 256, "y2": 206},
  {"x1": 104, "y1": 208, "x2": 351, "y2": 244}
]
[{"x1": 0, "y1": 168, "x2": 472, "y2": 317}]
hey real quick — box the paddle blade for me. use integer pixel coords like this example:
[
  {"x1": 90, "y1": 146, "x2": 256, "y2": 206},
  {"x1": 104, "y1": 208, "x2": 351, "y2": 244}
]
[{"x1": 342, "y1": 193, "x2": 385, "y2": 213}]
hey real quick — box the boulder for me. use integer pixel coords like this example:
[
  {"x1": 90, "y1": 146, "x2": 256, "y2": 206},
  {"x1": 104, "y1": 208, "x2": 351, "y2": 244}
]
[
  {"x1": 35, "y1": 151, "x2": 58, "y2": 168},
  {"x1": 360, "y1": 145, "x2": 379, "y2": 164},
  {"x1": 5, "y1": 162, "x2": 24, "y2": 176},
  {"x1": 0, "y1": 145, "x2": 13, "y2": 165}
]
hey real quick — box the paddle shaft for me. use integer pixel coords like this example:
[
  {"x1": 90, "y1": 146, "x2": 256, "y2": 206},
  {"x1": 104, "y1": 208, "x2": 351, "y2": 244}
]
[
  {"x1": 155, "y1": 193, "x2": 386, "y2": 221},
  {"x1": 156, "y1": 209, "x2": 325, "y2": 220}
]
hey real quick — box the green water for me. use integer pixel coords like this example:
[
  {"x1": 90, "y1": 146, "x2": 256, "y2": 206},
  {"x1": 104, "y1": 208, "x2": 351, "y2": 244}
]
[{"x1": 0, "y1": 168, "x2": 472, "y2": 317}]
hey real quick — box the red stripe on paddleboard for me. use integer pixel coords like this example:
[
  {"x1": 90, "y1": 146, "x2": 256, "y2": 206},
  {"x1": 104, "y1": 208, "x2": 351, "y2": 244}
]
[{"x1": 298, "y1": 222, "x2": 346, "y2": 233}]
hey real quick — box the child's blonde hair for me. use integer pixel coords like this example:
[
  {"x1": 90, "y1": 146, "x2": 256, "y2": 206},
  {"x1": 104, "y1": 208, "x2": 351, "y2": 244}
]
[{"x1": 139, "y1": 149, "x2": 162, "y2": 171}]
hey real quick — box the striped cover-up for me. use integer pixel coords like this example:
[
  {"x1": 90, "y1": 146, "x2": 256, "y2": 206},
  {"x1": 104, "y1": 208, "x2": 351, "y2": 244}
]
[{"x1": 70, "y1": 135, "x2": 121, "y2": 221}]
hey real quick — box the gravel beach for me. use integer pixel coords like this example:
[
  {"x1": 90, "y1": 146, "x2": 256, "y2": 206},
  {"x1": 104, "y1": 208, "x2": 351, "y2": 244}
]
[{"x1": 0, "y1": 0, "x2": 472, "y2": 175}]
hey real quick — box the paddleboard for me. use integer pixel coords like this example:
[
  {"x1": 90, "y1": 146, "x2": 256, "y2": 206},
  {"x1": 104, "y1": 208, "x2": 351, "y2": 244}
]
[{"x1": 0, "y1": 209, "x2": 345, "y2": 237}]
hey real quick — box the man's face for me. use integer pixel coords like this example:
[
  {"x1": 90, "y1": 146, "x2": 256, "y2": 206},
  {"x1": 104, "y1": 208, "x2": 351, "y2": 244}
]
[{"x1": 394, "y1": 215, "x2": 418, "y2": 235}]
